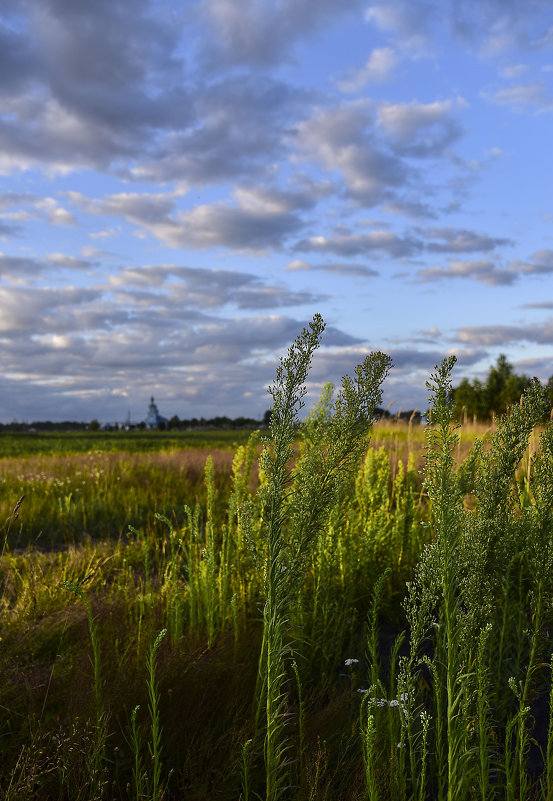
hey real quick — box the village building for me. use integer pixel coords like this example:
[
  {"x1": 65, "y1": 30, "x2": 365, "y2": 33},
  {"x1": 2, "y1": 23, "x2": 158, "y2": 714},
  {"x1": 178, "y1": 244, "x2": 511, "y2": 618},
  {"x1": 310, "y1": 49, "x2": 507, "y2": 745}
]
[{"x1": 144, "y1": 396, "x2": 168, "y2": 429}]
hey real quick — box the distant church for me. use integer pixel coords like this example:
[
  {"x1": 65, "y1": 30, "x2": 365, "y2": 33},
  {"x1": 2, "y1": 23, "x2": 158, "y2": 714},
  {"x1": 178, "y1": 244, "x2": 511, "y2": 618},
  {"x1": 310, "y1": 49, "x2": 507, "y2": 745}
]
[{"x1": 145, "y1": 396, "x2": 168, "y2": 429}]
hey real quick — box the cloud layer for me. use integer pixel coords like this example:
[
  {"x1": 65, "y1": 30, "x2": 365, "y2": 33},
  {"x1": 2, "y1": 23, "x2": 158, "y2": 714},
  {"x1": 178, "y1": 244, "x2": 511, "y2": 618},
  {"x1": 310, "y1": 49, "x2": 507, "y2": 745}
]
[{"x1": 1, "y1": 0, "x2": 553, "y2": 420}]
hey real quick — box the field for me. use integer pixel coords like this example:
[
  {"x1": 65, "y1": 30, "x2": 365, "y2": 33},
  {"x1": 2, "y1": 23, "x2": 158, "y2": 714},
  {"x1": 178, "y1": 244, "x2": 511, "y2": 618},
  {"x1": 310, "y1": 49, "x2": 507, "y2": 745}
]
[{"x1": 1, "y1": 333, "x2": 552, "y2": 800}]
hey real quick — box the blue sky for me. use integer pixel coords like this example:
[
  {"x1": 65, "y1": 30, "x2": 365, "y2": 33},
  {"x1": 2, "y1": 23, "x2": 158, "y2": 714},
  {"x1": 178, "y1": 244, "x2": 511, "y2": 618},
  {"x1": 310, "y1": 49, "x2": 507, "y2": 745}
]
[{"x1": 1, "y1": 0, "x2": 553, "y2": 423}]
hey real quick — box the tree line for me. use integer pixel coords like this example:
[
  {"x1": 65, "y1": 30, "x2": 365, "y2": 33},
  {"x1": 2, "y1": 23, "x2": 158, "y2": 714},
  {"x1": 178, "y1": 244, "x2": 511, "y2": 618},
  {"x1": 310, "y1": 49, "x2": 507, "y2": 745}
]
[
  {"x1": 453, "y1": 354, "x2": 553, "y2": 422},
  {"x1": 0, "y1": 412, "x2": 272, "y2": 433},
  {"x1": 2, "y1": 357, "x2": 551, "y2": 431}
]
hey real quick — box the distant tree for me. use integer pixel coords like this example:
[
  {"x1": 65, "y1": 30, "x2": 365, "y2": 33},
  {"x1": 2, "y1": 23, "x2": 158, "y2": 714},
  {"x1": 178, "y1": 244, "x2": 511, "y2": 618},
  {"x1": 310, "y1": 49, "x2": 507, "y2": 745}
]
[
  {"x1": 484, "y1": 354, "x2": 529, "y2": 417},
  {"x1": 89, "y1": 419, "x2": 100, "y2": 431},
  {"x1": 233, "y1": 416, "x2": 255, "y2": 428},
  {"x1": 454, "y1": 354, "x2": 533, "y2": 421},
  {"x1": 453, "y1": 377, "x2": 477, "y2": 422},
  {"x1": 212, "y1": 416, "x2": 231, "y2": 428},
  {"x1": 546, "y1": 376, "x2": 553, "y2": 408},
  {"x1": 168, "y1": 415, "x2": 181, "y2": 430}
]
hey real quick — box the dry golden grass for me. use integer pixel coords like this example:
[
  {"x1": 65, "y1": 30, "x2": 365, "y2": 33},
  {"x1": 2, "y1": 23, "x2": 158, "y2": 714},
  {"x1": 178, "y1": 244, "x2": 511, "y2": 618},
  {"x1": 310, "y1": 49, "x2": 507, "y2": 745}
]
[{"x1": 0, "y1": 448, "x2": 237, "y2": 482}]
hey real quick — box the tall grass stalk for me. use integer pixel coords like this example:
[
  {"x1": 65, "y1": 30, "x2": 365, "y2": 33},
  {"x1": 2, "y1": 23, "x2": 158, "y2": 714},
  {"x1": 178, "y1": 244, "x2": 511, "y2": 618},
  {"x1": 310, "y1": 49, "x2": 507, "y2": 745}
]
[
  {"x1": 255, "y1": 313, "x2": 391, "y2": 800},
  {"x1": 241, "y1": 738, "x2": 253, "y2": 801},
  {"x1": 360, "y1": 697, "x2": 379, "y2": 801},
  {"x1": 1, "y1": 494, "x2": 24, "y2": 557},
  {"x1": 256, "y1": 314, "x2": 326, "y2": 801},
  {"x1": 155, "y1": 513, "x2": 185, "y2": 646},
  {"x1": 146, "y1": 628, "x2": 167, "y2": 801},
  {"x1": 129, "y1": 705, "x2": 145, "y2": 801},
  {"x1": 476, "y1": 623, "x2": 494, "y2": 801},
  {"x1": 367, "y1": 568, "x2": 390, "y2": 692},
  {"x1": 424, "y1": 357, "x2": 466, "y2": 801},
  {"x1": 419, "y1": 710, "x2": 431, "y2": 801},
  {"x1": 504, "y1": 677, "x2": 532, "y2": 801},
  {"x1": 291, "y1": 660, "x2": 305, "y2": 784},
  {"x1": 61, "y1": 580, "x2": 104, "y2": 729},
  {"x1": 544, "y1": 653, "x2": 553, "y2": 800},
  {"x1": 204, "y1": 456, "x2": 218, "y2": 646},
  {"x1": 61, "y1": 579, "x2": 107, "y2": 798}
]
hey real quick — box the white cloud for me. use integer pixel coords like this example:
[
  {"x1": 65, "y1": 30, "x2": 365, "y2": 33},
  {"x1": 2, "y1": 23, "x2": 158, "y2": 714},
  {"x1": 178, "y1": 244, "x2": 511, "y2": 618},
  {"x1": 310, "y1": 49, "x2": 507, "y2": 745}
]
[
  {"x1": 0, "y1": 252, "x2": 92, "y2": 278},
  {"x1": 514, "y1": 249, "x2": 553, "y2": 275},
  {"x1": 417, "y1": 259, "x2": 517, "y2": 285},
  {"x1": 383, "y1": 199, "x2": 437, "y2": 219},
  {"x1": 0, "y1": 192, "x2": 77, "y2": 230},
  {"x1": 200, "y1": 0, "x2": 364, "y2": 67},
  {"x1": 285, "y1": 259, "x2": 312, "y2": 271},
  {"x1": 66, "y1": 190, "x2": 179, "y2": 224},
  {"x1": 294, "y1": 101, "x2": 409, "y2": 205},
  {"x1": 88, "y1": 227, "x2": 121, "y2": 240},
  {"x1": 108, "y1": 263, "x2": 325, "y2": 309},
  {"x1": 0, "y1": 262, "x2": 354, "y2": 420},
  {"x1": 377, "y1": 99, "x2": 464, "y2": 157},
  {"x1": 67, "y1": 186, "x2": 316, "y2": 252},
  {"x1": 421, "y1": 226, "x2": 512, "y2": 253},
  {"x1": 365, "y1": 2, "x2": 434, "y2": 54},
  {"x1": 285, "y1": 258, "x2": 379, "y2": 277},
  {"x1": 154, "y1": 202, "x2": 305, "y2": 252},
  {"x1": 81, "y1": 245, "x2": 113, "y2": 260},
  {"x1": 521, "y1": 301, "x2": 553, "y2": 310},
  {"x1": 46, "y1": 253, "x2": 94, "y2": 269},
  {"x1": 337, "y1": 47, "x2": 398, "y2": 91},
  {"x1": 499, "y1": 63, "x2": 529, "y2": 79},
  {"x1": 456, "y1": 319, "x2": 553, "y2": 346},
  {"x1": 295, "y1": 229, "x2": 421, "y2": 258},
  {"x1": 484, "y1": 82, "x2": 553, "y2": 111}
]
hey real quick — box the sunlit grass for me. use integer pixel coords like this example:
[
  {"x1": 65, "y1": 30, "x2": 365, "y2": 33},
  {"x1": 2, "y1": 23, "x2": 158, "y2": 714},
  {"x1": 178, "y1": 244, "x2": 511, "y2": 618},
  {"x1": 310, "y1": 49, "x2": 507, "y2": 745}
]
[
  {"x1": 1, "y1": 326, "x2": 553, "y2": 799},
  {"x1": 0, "y1": 448, "x2": 240, "y2": 548},
  {"x1": 0, "y1": 428, "x2": 254, "y2": 458}
]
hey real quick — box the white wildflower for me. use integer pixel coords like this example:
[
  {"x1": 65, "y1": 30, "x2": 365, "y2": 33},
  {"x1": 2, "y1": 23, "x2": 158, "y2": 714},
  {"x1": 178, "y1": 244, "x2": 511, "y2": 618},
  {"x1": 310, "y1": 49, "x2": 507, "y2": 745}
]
[{"x1": 344, "y1": 658, "x2": 359, "y2": 666}]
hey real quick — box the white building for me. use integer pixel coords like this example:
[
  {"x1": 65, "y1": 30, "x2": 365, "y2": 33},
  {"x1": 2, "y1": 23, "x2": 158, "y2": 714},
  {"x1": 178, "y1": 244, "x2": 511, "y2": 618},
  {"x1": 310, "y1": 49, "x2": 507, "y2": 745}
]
[{"x1": 144, "y1": 396, "x2": 168, "y2": 429}]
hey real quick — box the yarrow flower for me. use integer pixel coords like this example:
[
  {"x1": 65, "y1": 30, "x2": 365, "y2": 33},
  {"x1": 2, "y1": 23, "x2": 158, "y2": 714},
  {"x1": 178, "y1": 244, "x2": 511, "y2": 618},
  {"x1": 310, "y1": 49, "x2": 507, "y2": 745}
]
[
  {"x1": 344, "y1": 658, "x2": 359, "y2": 666},
  {"x1": 356, "y1": 690, "x2": 387, "y2": 706}
]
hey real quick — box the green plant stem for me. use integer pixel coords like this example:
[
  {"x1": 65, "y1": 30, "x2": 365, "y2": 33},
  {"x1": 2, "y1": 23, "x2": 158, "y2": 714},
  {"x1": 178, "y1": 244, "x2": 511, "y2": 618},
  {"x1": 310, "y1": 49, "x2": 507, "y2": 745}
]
[{"x1": 147, "y1": 628, "x2": 167, "y2": 801}]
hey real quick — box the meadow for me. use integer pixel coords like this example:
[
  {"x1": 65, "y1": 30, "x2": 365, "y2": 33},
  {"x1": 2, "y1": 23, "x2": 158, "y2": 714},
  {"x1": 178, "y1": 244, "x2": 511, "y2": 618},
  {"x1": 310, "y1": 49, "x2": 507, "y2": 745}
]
[{"x1": 1, "y1": 316, "x2": 552, "y2": 800}]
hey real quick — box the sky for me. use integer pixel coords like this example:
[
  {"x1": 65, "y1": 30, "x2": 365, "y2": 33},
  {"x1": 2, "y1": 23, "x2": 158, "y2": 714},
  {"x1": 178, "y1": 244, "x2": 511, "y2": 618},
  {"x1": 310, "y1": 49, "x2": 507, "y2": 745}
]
[{"x1": 1, "y1": 0, "x2": 553, "y2": 424}]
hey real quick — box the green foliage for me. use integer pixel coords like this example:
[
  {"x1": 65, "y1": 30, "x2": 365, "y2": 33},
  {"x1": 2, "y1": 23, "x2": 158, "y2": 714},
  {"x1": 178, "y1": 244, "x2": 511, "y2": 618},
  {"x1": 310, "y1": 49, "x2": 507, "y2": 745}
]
[
  {"x1": 0, "y1": 428, "x2": 252, "y2": 458},
  {"x1": 146, "y1": 629, "x2": 167, "y2": 801},
  {"x1": 60, "y1": 579, "x2": 108, "y2": 799},
  {"x1": 61, "y1": 580, "x2": 105, "y2": 729},
  {"x1": 0, "y1": 448, "x2": 236, "y2": 548},
  {"x1": 389, "y1": 358, "x2": 553, "y2": 801},
  {"x1": 251, "y1": 314, "x2": 391, "y2": 800},
  {"x1": 453, "y1": 353, "x2": 534, "y2": 421},
  {"x1": 4, "y1": 322, "x2": 553, "y2": 800}
]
